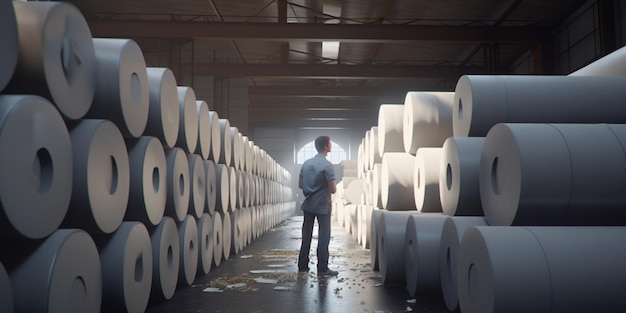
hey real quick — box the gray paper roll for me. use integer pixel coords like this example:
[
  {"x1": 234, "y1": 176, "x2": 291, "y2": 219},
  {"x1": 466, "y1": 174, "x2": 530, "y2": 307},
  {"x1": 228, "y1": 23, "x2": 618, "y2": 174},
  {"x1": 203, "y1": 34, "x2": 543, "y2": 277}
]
[
  {"x1": 176, "y1": 86, "x2": 199, "y2": 153},
  {"x1": 381, "y1": 152, "x2": 416, "y2": 211},
  {"x1": 195, "y1": 100, "x2": 210, "y2": 159},
  {"x1": 0, "y1": 95, "x2": 72, "y2": 239},
  {"x1": 571, "y1": 45, "x2": 626, "y2": 76},
  {"x1": 208, "y1": 111, "x2": 221, "y2": 162},
  {"x1": 378, "y1": 211, "x2": 416, "y2": 285},
  {"x1": 439, "y1": 137, "x2": 484, "y2": 216},
  {"x1": 215, "y1": 164, "x2": 230, "y2": 214},
  {"x1": 178, "y1": 214, "x2": 198, "y2": 287},
  {"x1": 230, "y1": 209, "x2": 241, "y2": 255},
  {"x1": 88, "y1": 38, "x2": 149, "y2": 137},
  {"x1": 204, "y1": 160, "x2": 217, "y2": 215},
  {"x1": 9, "y1": 2, "x2": 95, "y2": 120},
  {"x1": 66, "y1": 119, "x2": 129, "y2": 234},
  {"x1": 403, "y1": 92, "x2": 454, "y2": 154},
  {"x1": 229, "y1": 127, "x2": 241, "y2": 170},
  {"x1": 377, "y1": 104, "x2": 405, "y2": 157},
  {"x1": 98, "y1": 221, "x2": 152, "y2": 313},
  {"x1": 165, "y1": 147, "x2": 190, "y2": 222},
  {"x1": 453, "y1": 75, "x2": 626, "y2": 137},
  {"x1": 212, "y1": 212, "x2": 223, "y2": 267},
  {"x1": 189, "y1": 154, "x2": 206, "y2": 219},
  {"x1": 150, "y1": 217, "x2": 179, "y2": 301},
  {"x1": 0, "y1": 261, "x2": 12, "y2": 313},
  {"x1": 222, "y1": 211, "x2": 232, "y2": 260},
  {"x1": 438, "y1": 216, "x2": 487, "y2": 312},
  {"x1": 5, "y1": 229, "x2": 102, "y2": 313},
  {"x1": 0, "y1": 0, "x2": 17, "y2": 92},
  {"x1": 228, "y1": 167, "x2": 238, "y2": 212},
  {"x1": 197, "y1": 213, "x2": 213, "y2": 275},
  {"x1": 413, "y1": 148, "x2": 443, "y2": 213},
  {"x1": 404, "y1": 213, "x2": 447, "y2": 297},
  {"x1": 218, "y1": 119, "x2": 232, "y2": 166},
  {"x1": 243, "y1": 136, "x2": 253, "y2": 173},
  {"x1": 125, "y1": 136, "x2": 166, "y2": 226},
  {"x1": 145, "y1": 67, "x2": 179, "y2": 149}
]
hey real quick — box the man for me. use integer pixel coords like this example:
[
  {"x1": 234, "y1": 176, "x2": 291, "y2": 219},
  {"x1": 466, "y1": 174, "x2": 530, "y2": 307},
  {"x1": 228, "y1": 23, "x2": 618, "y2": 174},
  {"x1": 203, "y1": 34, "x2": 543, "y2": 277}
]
[{"x1": 297, "y1": 136, "x2": 338, "y2": 276}]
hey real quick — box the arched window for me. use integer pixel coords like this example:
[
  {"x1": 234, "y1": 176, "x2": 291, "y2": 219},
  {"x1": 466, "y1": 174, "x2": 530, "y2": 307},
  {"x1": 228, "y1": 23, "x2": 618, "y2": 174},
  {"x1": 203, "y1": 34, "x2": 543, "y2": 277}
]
[{"x1": 296, "y1": 140, "x2": 347, "y2": 164}]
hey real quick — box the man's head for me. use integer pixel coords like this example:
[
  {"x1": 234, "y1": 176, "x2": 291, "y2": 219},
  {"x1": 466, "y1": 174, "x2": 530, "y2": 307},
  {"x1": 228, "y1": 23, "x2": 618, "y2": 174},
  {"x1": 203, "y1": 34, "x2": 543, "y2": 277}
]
[{"x1": 314, "y1": 136, "x2": 332, "y2": 154}]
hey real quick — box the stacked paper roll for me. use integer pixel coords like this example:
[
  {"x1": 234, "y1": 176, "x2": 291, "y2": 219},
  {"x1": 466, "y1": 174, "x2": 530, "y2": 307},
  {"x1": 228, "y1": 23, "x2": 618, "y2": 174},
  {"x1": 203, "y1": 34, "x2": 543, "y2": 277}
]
[
  {"x1": 8, "y1": 1, "x2": 95, "y2": 120},
  {"x1": 0, "y1": 261, "x2": 12, "y2": 313},
  {"x1": 150, "y1": 217, "x2": 179, "y2": 301},
  {"x1": 87, "y1": 38, "x2": 149, "y2": 137},
  {"x1": 218, "y1": 119, "x2": 232, "y2": 166},
  {"x1": 377, "y1": 104, "x2": 405, "y2": 156},
  {"x1": 176, "y1": 87, "x2": 199, "y2": 153},
  {"x1": 378, "y1": 211, "x2": 416, "y2": 285},
  {"x1": 144, "y1": 67, "x2": 179, "y2": 149},
  {"x1": 212, "y1": 213, "x2": 223, "y2": 267},
  {"x1": 204, "y1": 160, "x2": 217, "y2": 215},
  {"x1": 177, "y1": 214, "x2": 198, "y2": 287},
  {"x1": 413, "y1": 148, "x2": 443, "y2": 213},
  {"x1": 214, "y1": 164, "x2": 230, "y2": 214},
  {"x1": 0, "y1": 0, "x2": 17, "y2": 92},
  {"x1": 65, "y1": 119, "x2": 129, "y2": 234},
  {"x1": 125, "y1": 136, "x2": 166, "y2": 226},
  {"x1": 0, "y1": 95, "x2": 72, "y2": 239},
  {"x1": 195, "y1": 100, "x2": 211, "y2": 159},
  {"x1": 345, "y1": 179, "x2": 363, "y2": 205},
  {"x1": 98, "y1": 222, "x2": 152, "y2": 313},
  {"x1": 381, "y1": 152, "x2": 416, "y2": 211},
  {"x1": 229, "y1": 127, "x2": 242, "y2": 170},
  {"x1": 404, "y1": 213, "x2": 447, "y2": 297},
  {"x1": 165, "y1": 148, "x2": 190, "y2": 222},
  {"x1": 360, "y1": 205, "x2": 373, "y2": 249},
  {"x1": 439, "y1": 216, "x2": 487, "y2": 312},
  {"x1": 439, "y1": 137, "x2": 484, "y2": 216},
  {"x1": 372, "y1": 163, "x2": 383, "y2": 209},
  {"x1": 197, "y1": 213, "x2": 213, "y2": 275},
  {"x1": 403, "y1": 92, "x2": 454, "y2": 154},
  {"x1": 453, "y1": 75, "x2": 626, "y2": 137},
  {"x1": 228, "y1": 167, "x2": 238, "y2": 211},
  {"x1": 368, "y1": 126, "x2": 382, "y2": 169},
  {"x1": 571, "y1": 45, "x2": 626, "y2": 76},
  {"x1": 188, "y1": 154, "x2": 206, "y2": 218},
  {"x1": 230, "y1": 209, "x2": 242, "y2": 255},
  {"x1": 222, "y1": 211, "x2": 232, "y2": 259}
]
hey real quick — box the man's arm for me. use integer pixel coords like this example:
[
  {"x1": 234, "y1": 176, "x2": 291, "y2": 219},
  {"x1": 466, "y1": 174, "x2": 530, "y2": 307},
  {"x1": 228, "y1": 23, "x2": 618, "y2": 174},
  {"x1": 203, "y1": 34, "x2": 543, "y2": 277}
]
[
  {"x1": 328, "y1": 179, "x2": 337, "y2": 194},
  {"x1": 298, "y1": 176, "x2": 303, "y2": 189}
]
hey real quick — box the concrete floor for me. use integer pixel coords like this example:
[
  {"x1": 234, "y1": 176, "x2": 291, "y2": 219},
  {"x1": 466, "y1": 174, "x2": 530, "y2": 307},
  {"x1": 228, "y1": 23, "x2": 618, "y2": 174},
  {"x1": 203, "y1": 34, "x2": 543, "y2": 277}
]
[{"x1": 146, "y1": 215, "x2": 450, "y2": 313}]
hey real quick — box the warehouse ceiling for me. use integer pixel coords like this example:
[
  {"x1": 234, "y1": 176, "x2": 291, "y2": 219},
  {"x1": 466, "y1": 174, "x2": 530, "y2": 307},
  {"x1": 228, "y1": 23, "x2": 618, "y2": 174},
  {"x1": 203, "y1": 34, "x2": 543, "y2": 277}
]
[{"x1": 69, "y1": 0, "x2": 589, "y2": 132}]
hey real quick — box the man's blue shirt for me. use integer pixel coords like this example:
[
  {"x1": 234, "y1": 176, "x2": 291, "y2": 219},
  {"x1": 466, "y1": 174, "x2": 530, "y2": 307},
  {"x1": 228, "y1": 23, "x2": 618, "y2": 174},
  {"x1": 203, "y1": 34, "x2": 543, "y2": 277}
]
[{"x1": 300, "y1": 153, "x2": 335, "y2": 215}]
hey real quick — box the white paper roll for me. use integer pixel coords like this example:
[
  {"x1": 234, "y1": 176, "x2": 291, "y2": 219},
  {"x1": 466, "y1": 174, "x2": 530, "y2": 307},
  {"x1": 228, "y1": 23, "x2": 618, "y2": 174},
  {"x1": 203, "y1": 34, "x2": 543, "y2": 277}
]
[
  {"x1": 404, "y1": 213, "x2": 447, "y2": 297},
  {"x1": 377, "y1": 104, "x2": 405, "y2": 157},
  {"x1": 453, "y1": 75, "x2": 626, "y2": 137},
  {"x1": 5, "y1": 229, "x2": 102, "y2": 313},
  {"x1": 218, "y1": 119, "x2": 232, "y2": 166},
  {"x1": 0, "y1": 0, "x2": 18, "y2": 92},
  {"x1": 0, "y1": 261, "x2": 12, "y2": 313},
  {"x1": 204, "y1": 160, "x2": 217, "y2": 215},
  {"x1": 189, "y1": 154, "x2": 206, "y2": 219},
  {"x1": 195, "y1": 100, "x2": 211, "y2": 159},
  {"x1": 125, "y1": 136, "x2": 166, "y2": 226},
  {"x1": 66, "y1": 119, "x2": 129, "y2": 234},
  {"x1": 243, "y1": 136, "x2": 253, "y2": 173},
  {"x1": 222, "y1": 211, "x2": 232, "y2": 260},
  {"x1": 176, "y1": 86, "x2": 199, "y2": 153},
  {"x1": 212, "y1": 212, "x2": 223, "y2": 267},
  {"x1": 215, "y1": 164, "x2": 230, "y2": 214},
  {"x1": 403, "y1": 92, "x2": 454, "y2": 154},
  {"x1": 381, "y1": 152, "x2": 416, "y2": 211},
  {"x1": 0, "y1": 95, "x2": 72, "y2": 239},
  {"x1": 438, "y1": 216, "x2": 487, "y2": 312},
  {"x1": 145, "y1": 67, "x2": 179, "y2": 149},
  {"x1": 571, "y1": 45, "x2": 626, "y2": 76},
  {"x1": 208, "y1": 111, "x2": 221, "y2": 162},
  {"x1": 88, "y1": 38, "x2": 149, "y2": 137},
  {"x1": 345, "y1": 179, "x2": 363, "y2": 205},
  {"x1": 368, "y1": 126, "x2": 382, "y2": 169},
  {"x1": 9, "y1": 2, "x2": 95, "y2": 120},
  {"x1": 228, "y1": 167, "x2": 238, "y2": 212},
  {"x1": 229, "y1": 127, "x2": 241, "y2": 170},
  {"x1": 372, "y1": 163, "x2": 383, "y2": 209},
  {"x1": 165, "y1": 147, "x2": 190, "y2": 222},
  {"x1": 178, "y1": 214, "x2": 198, "y2": 287},
  {"x1": 197, "y1": 213, "x2": 213, "y2": 275},
  {"x1": 378, "y1": 211, "x2": 416, "y2": 285},
  {"x1": 98, "y1": 221, "x2": 152, "y2": 313},
  {"x1": 150, "y1": 217, "x2": 179, "y2": 301},
  {"x1": 413, "y1": 147, "x2": 443, "y2": 213},
  {"x1": 439, "y1": 137, "x2": 484, "y2": 216},
  {"x1": 230, "y1": 209, "x2": 241, "y2": 255}
]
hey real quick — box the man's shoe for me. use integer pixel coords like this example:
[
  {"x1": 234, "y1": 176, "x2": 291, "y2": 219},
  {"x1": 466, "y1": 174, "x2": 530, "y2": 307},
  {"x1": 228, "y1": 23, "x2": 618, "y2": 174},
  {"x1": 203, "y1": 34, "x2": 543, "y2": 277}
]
[{"x1": 317, "y1": 269, "x2": 339, "y2": 276}]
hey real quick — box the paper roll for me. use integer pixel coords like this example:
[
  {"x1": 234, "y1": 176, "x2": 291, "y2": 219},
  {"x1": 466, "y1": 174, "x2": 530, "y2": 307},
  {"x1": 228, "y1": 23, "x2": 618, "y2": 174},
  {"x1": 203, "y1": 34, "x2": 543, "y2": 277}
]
[
  {"x1": 150, "y1": 217, "x2": 179, "y2": 301},
  {"x1": 571, "y1": 45, "x2": 626, "y2": 76},
  {"x1": 208, "y1": 111, "x2": 221, "y2": 162},
  {"x1": 361, "y1": 205, "x2": 373, "y2": 249},
  {"x1": 229, "y1": 127, "x2": 241, "y2": 170},
  {"x1": 480, "y1": 123, "x2": 626, "y2": 226},
  {"x1": 197, "y1": 213, "x2": 214, "y2": 275},
  {"x1": 176, "y1": 86, "x2": 199, "y2": 153},
  {"x1": 215, "y1": 164, "x2": 230, "y2": 214},
  {"x1": 145, "y1": 67, "x2": 179, "y2": 149},
  {"x1": 8, "y1": 2, "x2": 95, "y2": 120},
  {"x1": 378, "y1": 211, "x2": 416, "y2": 285},
  {"x1": 218, "y1": 119, "x2": 232, "y2": 166},
  {"x1": 0, "y1": 0, "x2": 17, "y2": 92},
  {"x1": 165, "y1": 147, "x2": 190, "y2": 222},
  {"x1": 243, "y1": 136, "x2": 253, "y2": 172},
  {"x1": 66, "y1": 119, "x2": 129, "y2": 234},
  {"x1": 381, "y1": 152, "x2": 417, "y2": 211},
  {"x1": 453, "y1": 75, "x2": 626, "y2": 137},
  {"x1": 195, "y1": 100, "x2": 211, "y2": 159},
  {"x1": 377, "y1": 104, "x2": 405, "y2": 157},
  {"x1": 236, "y1": 169, "x2": 245, "y2": 208},
  {"x1": 403, "y1": 92, "x2": 454, "y2": 154},
  {"x1": 368, "y1": 126, "x2": 382, "y2": 169},
  {"x1": 204, "y1": 160, "x2": 217, "y2": 215},
  {"x1": 413, "y1": 147, "x2": 443, "y2": 213},
  {"x1": 439, "y1": 216, "x2": 487, "y2": 312},
  {"x1": 98, "y1": 221, "x2": 152, "y2": 313},
  {"x1": 222, "y1": 211, "x2": 232, "y2": 260},
  {"x1": 345, "y1": 179, "x2": 363, "y2": 205},
  {"x1": 0, "y1": 95, "x2": 72, "y2": 239},
  {"x1": 4, "y1": 229, "x2": 102, "y2": 313},
  {"x1": 178, "y1": 214, "x2": 198, "y2": 287},
  {"x1": 230, "y1": 209, "x2": 241, "y2": 255},
  {"x1": 189, "y1": 154, "x2": 206, "y2": 219},
  {"x1": 212, "y1": 212, "x2": 223, "y2": 267},
  {"x1": 404, "y1": 213, "x2": 447, "y2": 297},
  {"x1": 372, "y1": 163, "x2": 383, "y2": 209},
  {"x1": 228, "y1": 167, "x2": 238, "y2": 212},
  {"x1": 125, "y1": 136, "x2": 166, "y2": 226},
  {"x1": 0, "y1": 261, "x2": 12, "y2": 313},
  {"x1": 439, "y1": 137, "x2": 484, "y2": 216},
  {"x1": 88, "y1": 38, "x2": 149, "y2": 137}
]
